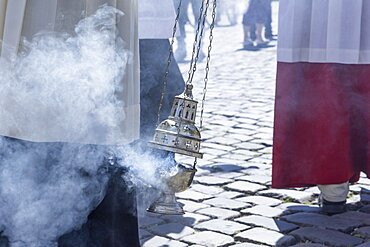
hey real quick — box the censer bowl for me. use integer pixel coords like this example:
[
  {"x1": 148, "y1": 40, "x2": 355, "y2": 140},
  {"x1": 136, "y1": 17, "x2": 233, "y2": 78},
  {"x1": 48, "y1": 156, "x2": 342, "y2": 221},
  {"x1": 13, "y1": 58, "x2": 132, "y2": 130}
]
[{"x1": 147, "y1": 163, "x2": 197, "y2": 215}]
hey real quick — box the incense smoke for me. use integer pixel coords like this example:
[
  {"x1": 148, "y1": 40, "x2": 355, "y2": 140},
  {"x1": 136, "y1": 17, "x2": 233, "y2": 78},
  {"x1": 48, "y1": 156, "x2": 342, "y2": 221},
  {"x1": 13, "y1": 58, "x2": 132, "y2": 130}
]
[{"x1": 0, "y1": 5, "x2": 173, "y2": 247}]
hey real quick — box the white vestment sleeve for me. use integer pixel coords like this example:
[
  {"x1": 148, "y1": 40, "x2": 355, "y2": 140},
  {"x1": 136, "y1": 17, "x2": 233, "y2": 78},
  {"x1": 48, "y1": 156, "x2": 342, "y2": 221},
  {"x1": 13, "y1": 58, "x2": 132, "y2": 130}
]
[
  {"x1": 278, "y1": 0, "x2": 370, "y2": 64},
  {"x1": 1, "y1": 0, "x2": 26, "y2": 59}
]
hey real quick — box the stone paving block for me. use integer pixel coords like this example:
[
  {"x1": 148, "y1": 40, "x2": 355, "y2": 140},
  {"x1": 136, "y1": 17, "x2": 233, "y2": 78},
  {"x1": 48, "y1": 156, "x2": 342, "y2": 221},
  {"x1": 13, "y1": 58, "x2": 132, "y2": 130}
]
[
  {"x1": 236, "y1": 174, "x2": 271, "y2": 184},
  {"x1": 235, "y1": 227, "x2": 285, "y2": 246},
  {"x1": 281, "y1": 212, "x2": 362, "y2": 232},
  {"x1": 258, "y1": 189, "x2": 314, "y2": 203},
  {"x1": 350, "y1": 184, "x2": 370, "y2": 193},
  {"x1": 203, "y1": 197, "x2": 251, "y2": 210},
  {"x1": 354, "y1": 226, "x2": 370, "y2": 238},
  {"x1": 213, "y1": 172, "x2": 245, "y2": 179},
  {"x1": 235, "y1": 215, "x2": 299, "y2": 233},
  {"x1": 207, "y1": 136, "x2": 240, "y2": 145},
  {"x1": 229, "y1": 244, "x2": 269, "y2": 247},
  {"x1": 241, "y1": 205, "x2": 284, "y2": 218},
  {"x1": 196, "y1": 206, "x2": 241, "y2": 219},
  {"x1": 217, "y1": 191, "x2": 244, "y2": 199},
  {"x1": 277, "y1": 203, "x2": 321, "y2": 214},
  {"x1": 220, "y1": 153, "x2": 252, "y2": 161},
  {"x1": 302, "y1": 186, "x2": 320, "y2": 195},
  {"x1": 200, "y1": 147, "x2": 229, "y2": 156},
  {"x1": 139, "y1": 229, "x2": 153, "y2": 240},
  {"x1": 160, "y1": 212, "x2": 210, "y2": 227},
  {"x1": 210, "y1": 158, "x2": 247, "y2": 166},
  {"x1": 359, "y1": 205, "x2": 370, "y2": 214},
  {"x1": 139, "y1": 214, "x2": 165, "y2": 227},
  {"x1": 332, "y1": 211, "x2": 370, "y2": 225},
  {"x1": 190, "y1": 184, "x2": 225, "y2": 195},
  {"x1": 202, "y1": 142, "x2": 235, "y2": 151},
  {"x1": 275, "y1": 235, "x2": 298, "y2": 247},
  {"x1": 176, "y1": 190, "x2": 214, "y2": 202},
  {"x1": 357, "y1": 193, "x2": 370, "y2": 203},
  {"x1": 236, "y1": 195, "x2": 282, "y2": 206},
  {"x1": 148, "y1": 223, "x2": 195, "y2": 240},
  {"x1": 289, "y1": 227, "x2": 363, "y2": 247},
  {"x1": 225, "y1": 181, "x2": 266, "y2": 194},
  {"x1": 234, "y1": 142, "x2": 265, "y2": 151},
  {"x1": 357, "y1": 242, "x2": 370, "y2": 247},
  {"x1": 224, "y1": 133, "x2": 254, "y2": 142},
  {"x1": 194, "y1": 219, "x2": 250, "y2": 235},
  {"x1": 228, "y1": 127, "x2": 256, "y2": 135},
  {"x1": 178, "y1": 199, "x2": 211, "y2": 213},
  {"x1": 204, "y1": 163, "x2": 245, "y2": 173},
  {"x1": 181, "y1": 231, "x2": 235, "y2": 246},
  {"x1": 290, "y1": 244, "x2": 327, "y2": 247},
  {"x1": 141, "y1": 236, "x2": 188, "y2": 247},
  {"x1": 194, "y1": 175, "x2": 234, "y2": 186}
]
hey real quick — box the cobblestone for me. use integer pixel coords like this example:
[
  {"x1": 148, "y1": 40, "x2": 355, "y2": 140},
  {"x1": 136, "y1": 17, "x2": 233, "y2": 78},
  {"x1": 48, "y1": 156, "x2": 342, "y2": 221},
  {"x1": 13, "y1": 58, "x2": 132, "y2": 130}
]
[
  {"x1": 224, "y1": 181, "x2": 266, "y2": 194},
  {"x1": 203, "y1": 197, "x2": 251, "y2": 210},
  {"x1": 241, "y1": 205, "x2": 284, "y2": 218},
  {"x1": 289, "y1": 227, "x2": 364, "y2": 247},
  {"x1": 148, "y1": 223, "x2": 195, "y2": 240},
  {"x1": 194, "y1": 219, "x2": 250, "y2": 235},
  {"x1": 235, "y1": 215, "x2": 298, "y2": 233},
  {"x1": 282, "y1": 212, "x2": 362, "y2": 232},
  {"x1": 181, "y1": 231, "x2": 235, "y2": 246},
  {"x1": 196, "y1": 207, "x2": 241, "y2": 219},
  {"x1": 236, "y1": 195, "x2": 281, "y2": 206},
  {"x1": 235, "y1": 227, "x2": 286, "y2": 246},
  {"x1": 139, "y1": 2, "x2": 370, "y2": 246}
]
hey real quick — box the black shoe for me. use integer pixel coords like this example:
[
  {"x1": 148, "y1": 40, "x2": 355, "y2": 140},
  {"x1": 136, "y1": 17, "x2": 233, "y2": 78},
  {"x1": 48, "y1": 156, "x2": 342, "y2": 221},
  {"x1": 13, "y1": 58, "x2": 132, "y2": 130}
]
[{"x1": 319, "y1": 197, "x2": 346, "y2": 215}]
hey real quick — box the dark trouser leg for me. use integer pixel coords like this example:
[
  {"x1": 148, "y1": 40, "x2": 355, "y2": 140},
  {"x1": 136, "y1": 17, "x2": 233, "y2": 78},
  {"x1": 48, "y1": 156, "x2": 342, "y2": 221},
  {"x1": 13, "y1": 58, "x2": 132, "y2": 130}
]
[{"x1": 59, "y1": 167, "x2": 140, "y2": 247}]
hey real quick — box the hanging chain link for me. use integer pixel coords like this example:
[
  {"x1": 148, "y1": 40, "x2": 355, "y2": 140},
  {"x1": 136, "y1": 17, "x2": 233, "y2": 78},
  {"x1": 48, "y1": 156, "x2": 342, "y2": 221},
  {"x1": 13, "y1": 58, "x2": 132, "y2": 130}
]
[
  {"x1": 153, "y1": 0, "x2": 216, "y2": 170},
  {"x1": 199, "y1": 0, "x2": 216, "y2": 130},
  {"x1": 194, "y1": 0, "x2": 217, "y2": 169},
  {"x1": 156, "y1": 0, "x2": 183, "y2": 126},
  {"x1": 186, "y1": 0, "x2": 208, "y2": 86}
]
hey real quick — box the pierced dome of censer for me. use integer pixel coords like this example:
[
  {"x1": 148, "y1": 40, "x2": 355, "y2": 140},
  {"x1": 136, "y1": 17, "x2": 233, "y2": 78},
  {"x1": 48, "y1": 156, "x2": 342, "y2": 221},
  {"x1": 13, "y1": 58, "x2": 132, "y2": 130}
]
[
  {"x1": 148, "y1": 84, "x2": 203, "y2": 158},
  {"x1": 146, "y1": 0, "x2": 216, "y2": 215}
]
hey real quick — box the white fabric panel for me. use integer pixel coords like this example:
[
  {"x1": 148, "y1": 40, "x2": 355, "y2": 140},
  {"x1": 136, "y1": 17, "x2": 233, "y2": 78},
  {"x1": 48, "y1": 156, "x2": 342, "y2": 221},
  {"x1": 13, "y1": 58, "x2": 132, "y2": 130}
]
[
  {"x1": 138, "y1": 0, "x2": 176, "y2": 39},
  {"x1": 21, "y1": 0, "x2": 58, "y2": 40},
  {"x1": 278, "y1": 0, "x2": 370, "y2": 64},
  {"x1": 318, "y1": 182, "x2": 349, "y2": 202},
  {"x1": 0, "y1": 0, "x2": 140, "y2": 145},
  {"x1": 0, "y1": 0, "x2": 7, "y2": 43},
  {"x1": 1, "y1": 0, "x2": 26, "y2": 59}
]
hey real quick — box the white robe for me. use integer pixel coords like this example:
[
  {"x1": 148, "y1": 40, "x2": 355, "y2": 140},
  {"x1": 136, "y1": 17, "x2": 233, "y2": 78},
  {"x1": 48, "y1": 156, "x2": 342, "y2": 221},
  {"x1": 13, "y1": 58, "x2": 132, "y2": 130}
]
[
  {"x1": 278, "y1": 0, "x2": 370, "y2": 64},
  {"x1": 0, "y1": 0, "x2": 140, "y2": 145}
]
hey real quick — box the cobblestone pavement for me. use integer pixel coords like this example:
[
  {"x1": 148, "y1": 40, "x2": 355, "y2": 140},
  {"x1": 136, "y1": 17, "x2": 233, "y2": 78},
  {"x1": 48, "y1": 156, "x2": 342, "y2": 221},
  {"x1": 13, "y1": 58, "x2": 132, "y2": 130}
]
[{"x1": 139, "y1": 2, "x2": 370, "y2": 247}]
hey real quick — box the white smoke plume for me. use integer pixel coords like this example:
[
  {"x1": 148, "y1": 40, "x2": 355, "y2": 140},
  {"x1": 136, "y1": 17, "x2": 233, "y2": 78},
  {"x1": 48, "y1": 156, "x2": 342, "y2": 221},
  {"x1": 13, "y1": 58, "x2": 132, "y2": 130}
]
[
  {"x1": 0, "y1": 5, "x2": 128, "y2": 144},
  {"x1": 0, "y1": 5, "x2": 173, "y2": 247}
]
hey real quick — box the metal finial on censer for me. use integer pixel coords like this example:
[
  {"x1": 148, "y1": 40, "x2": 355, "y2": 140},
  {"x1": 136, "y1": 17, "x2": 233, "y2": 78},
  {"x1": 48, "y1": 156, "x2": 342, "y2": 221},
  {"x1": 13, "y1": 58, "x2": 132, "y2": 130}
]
[{"x1": 149, "y1": 84, "x2": 203, "y2": 158}]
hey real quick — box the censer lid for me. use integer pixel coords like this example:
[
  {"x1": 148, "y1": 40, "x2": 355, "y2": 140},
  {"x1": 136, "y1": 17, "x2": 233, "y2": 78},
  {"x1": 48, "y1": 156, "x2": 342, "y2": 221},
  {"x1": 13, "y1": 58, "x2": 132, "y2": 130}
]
[{"x1": 149, "y1": 84, "x2": 203, "y2": 158}]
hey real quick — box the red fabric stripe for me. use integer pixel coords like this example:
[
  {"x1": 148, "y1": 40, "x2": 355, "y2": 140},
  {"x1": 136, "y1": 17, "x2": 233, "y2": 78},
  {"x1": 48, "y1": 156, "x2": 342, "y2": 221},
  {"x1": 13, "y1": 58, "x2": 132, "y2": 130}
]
[{"x1": 272, "y1": 62, "x2": 370, "y2": 188}]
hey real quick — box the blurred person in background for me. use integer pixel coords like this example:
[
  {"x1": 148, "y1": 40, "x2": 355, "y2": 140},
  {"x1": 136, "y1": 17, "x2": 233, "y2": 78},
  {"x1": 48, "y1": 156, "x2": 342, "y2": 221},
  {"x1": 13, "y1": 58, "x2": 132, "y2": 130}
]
[
  {"x1": 273, "y1": 0, "x2": 370, "y2": 214},
  {"x1": 173, "y1": 0, "x2": 205, "y2": 62},
  {"x1": 242, "y1": 0, "x2": 271, "y2": 49}
]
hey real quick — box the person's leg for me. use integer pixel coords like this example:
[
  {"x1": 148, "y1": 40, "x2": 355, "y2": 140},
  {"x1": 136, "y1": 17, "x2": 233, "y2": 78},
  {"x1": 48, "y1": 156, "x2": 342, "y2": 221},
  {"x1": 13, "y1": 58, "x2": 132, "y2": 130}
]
[
  {"x1": 242, "y1": 10, "x2": 254, "y2": 47},
  {"x1": 191, "y1": 0, "x2": 205, "y2": 61},
  {"x1": 174, "y1": 0, "x2": 189, "y2": 62},
  {"x1": 318, "y1": 182, "x2": 349, "y2": 214},
  {"x1": 264, "y1": 0, "x2": 273, "y2": 39}
]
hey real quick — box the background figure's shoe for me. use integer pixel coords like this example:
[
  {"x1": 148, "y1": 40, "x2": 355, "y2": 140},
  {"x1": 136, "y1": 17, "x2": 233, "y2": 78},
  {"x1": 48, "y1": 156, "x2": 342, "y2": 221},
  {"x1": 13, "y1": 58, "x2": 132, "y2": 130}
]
[
  {"x1": 255, "y1": 41, "x2": 270, "y2": 48},
  {"x1": 243, "y1": 40, "x2": 259, "y2": 51},
  {"x1": 319, "y1": 196, "x2": 346, "y2": 215}
]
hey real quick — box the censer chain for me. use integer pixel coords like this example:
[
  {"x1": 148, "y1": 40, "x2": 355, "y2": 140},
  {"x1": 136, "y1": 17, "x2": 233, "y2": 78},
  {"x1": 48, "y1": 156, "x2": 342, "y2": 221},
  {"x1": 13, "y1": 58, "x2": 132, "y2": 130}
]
[{"x1": 156, "y1": 0, "x2": 183, "y2": 127}]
